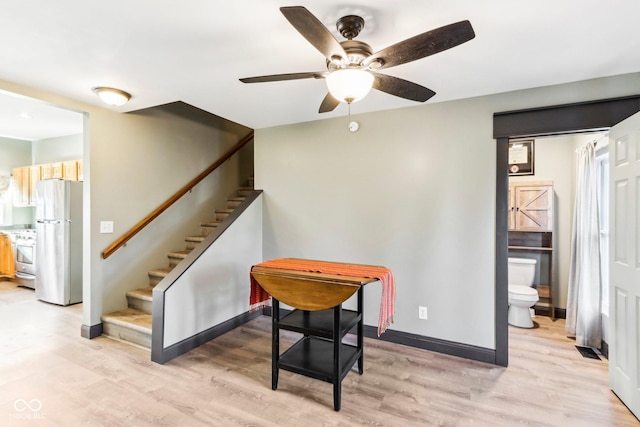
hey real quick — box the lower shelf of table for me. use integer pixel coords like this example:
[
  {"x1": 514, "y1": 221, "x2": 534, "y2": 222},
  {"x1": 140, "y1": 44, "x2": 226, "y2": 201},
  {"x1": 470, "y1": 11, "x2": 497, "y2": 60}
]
[
  {"x1": 279, "y1": 336, "x2": 361, "y2": 383},
  {"x1": 278, "y1": 308, "x2": 360, "y2": 339}
]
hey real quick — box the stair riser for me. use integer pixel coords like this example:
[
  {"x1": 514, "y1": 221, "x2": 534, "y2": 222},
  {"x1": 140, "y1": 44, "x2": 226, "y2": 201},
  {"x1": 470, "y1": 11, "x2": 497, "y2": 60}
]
[
  {"x1": 215, "y1": 213, "x2": 229, "y2": 221},
  {"x1": 168, "y1": 257, "x2": 184, "y2": 268},
  {"x1": 227, "y1": 200, "x2": 242, "y2": 208},
  {"x1": 148, "y1": 275, "x2": 165, "y2": 286},
  {"x1": 201, "y1": 226, "x2": 217, "y2": 236},
  {"x1": 237, "y1": 189, "x2": 252, "y2": 197},
  {"x1": 127, "y1": 295, "x2": 152, "y2": 315},
  {"x1": 185, "y1": 241, "x2": 199, "y2": 250},
  {"x1": 103, "y1": 322, "x2": 151, "y2": 349}
]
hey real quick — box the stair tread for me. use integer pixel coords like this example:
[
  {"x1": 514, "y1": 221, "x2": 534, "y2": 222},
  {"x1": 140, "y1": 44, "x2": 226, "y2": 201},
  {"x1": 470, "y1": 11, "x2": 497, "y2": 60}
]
[
  {"x1": 167, "y1": 250, "x2": 191, "y2": 257},
  {"x1": 101, "y1": 308, "x2": 152, "y2": 333},
  {"x1": 227, "y1": 196, "x2": 245, "y2": 201},
  {"x1": 215, "y1": 208, "x2": 234, "y2": 213},
  {"x1": 185, "y1": 235, "x2": 206, "y2": 242},
  {"x1": 201, "y1": 221, "x2": 220, "y2": 227},
  {"x1": 148, "y1": 267, "x2": 173, "y2": 277},
  {"x1": 126, "y1": 286, "x2": 154, "y2": 301}
]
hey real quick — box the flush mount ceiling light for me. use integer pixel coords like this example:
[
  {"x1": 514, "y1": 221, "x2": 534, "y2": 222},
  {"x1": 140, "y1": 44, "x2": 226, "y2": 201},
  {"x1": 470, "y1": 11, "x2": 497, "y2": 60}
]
[{"x1": 93, "y1": 87, "x2": 131, "y2": 107}]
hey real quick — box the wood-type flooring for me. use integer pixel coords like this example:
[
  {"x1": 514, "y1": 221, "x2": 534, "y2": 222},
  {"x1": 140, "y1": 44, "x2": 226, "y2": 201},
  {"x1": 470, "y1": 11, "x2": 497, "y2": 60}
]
[{"x1": 0, "y1": 281, "x2": 637, "y2": 426}]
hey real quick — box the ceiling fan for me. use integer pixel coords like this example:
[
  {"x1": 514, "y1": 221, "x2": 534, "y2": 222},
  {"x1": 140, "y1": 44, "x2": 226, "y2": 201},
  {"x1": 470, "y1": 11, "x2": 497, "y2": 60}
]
[{"x1": 240, "y1": 6, "x2": 475, "y2": 113}]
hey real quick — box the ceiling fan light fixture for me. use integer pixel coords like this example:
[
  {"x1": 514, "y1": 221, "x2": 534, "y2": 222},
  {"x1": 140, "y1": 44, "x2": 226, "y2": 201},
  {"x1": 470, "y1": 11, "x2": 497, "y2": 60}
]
[
  {"x1": 329, "y1": 55, "x2": 345, "y2": 66},
  {"x1": 93, "y1": 87, "x2": 131, "y2": 107},
  {"x1": 326, "y1": 69, "x2": 374, "y2": 104}
]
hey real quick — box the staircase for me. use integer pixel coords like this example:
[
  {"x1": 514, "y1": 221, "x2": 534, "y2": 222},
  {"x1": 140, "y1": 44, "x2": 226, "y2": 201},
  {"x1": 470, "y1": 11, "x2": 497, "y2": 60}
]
[{"x1": 101, "y1": 178, "x2": 254, "y2": 349}]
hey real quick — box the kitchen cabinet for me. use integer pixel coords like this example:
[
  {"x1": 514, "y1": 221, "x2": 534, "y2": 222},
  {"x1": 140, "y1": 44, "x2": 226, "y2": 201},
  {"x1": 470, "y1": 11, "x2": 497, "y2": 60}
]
[
  {"x1": 12, "y1": 166, "x2": 30, "y2": 206},
  {"x1": 76, "y1": 159, "x2": 83, "y2": 181},
  {"x1": 12, "y1": 160, "x2": 82, "y2": 206},
  {"x1": 63, "y1": 161, "x2": 78, "y2": 181},
  {"x1": 41, "y1": 163, "x2": 53, "y2": 180},
  {"x1": 12, "y1": 160, "x2": 86, "y2": 206},
  {"x1": 28, "y1": 165, "x2": 41, "y2": 205},
  {"x1": 43, "y1": 161, "x2": 77, "y2": 181},
  {"x1": 41, "y1": 162, "x2": 63, "y2": 180},
  {"x1": 51, "y1": 162, "x2": 63, "y2": 179},
  {"x1": 11, "y1": 165, "x2": 41, "y2": 206}
]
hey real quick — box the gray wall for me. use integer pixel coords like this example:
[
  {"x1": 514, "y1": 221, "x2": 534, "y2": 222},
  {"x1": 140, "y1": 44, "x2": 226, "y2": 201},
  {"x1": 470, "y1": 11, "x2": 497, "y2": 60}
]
[
  {"x1": 88, "y1": 104, "x2": 252, "y2": 323},
  {"x1": 0, "y1": 137, "x2": 33, "y2": 225},
  {"x1": 32, "y1": 133, "x2": 83, "y2": 164},
  {"x1": 255, "y1": 72, "x2": 640, "y2": 350},
  {"x1": 0, "y1": 137, "x2": 30, "y2": 173},
  {"x1": 1, "y1": 70, "x2": 635, "y2": 351}
]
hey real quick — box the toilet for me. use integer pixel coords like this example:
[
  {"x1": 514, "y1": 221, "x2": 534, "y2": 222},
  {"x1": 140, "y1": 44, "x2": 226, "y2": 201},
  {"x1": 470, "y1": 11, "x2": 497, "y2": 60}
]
[{"x1": 508, "y1": 257, "x2": 539, "y2": 328}]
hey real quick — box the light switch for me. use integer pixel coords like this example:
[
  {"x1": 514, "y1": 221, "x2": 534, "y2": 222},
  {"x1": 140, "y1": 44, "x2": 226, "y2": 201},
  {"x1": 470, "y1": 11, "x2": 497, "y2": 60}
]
[{"x1": 100, "y1": 221, "x2": 114, "y2": 234}]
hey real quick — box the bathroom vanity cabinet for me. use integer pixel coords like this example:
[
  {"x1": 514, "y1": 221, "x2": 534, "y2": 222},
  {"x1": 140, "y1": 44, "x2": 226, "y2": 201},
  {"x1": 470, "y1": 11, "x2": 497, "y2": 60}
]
[
  {"x1": 508, "y1": 181, "x2": 555, "y2": 318},
  {"x1": 508, "y1": 181, "x2": 554, "y2": 232}
]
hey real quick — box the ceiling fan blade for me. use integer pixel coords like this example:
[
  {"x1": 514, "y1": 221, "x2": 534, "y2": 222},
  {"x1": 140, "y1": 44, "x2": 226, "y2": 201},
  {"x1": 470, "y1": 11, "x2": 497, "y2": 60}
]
[
  {"x1": 280, "y1": 6, "x2": 348, "y2": 62},
  {"x1": 319, "y1": 93, "x2": 340, "y2": 113},
  {"x1": 364, "y1": 20, "x2": 475, "y2": 70},
  {"x1": 240, "y1": 72, "x2": 325, "y2": 84},
  {"x1": 372, "y1": 74, "x2": 436, "y2": 102}
]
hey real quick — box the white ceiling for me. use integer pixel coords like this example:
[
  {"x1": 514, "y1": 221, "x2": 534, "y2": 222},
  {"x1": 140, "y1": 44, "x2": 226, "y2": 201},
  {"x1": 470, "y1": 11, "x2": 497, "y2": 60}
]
[
  {"x1": 0, "y1": 0, "x2": 639, "y2": 139},
  {"x1": 0, "y1": 90, "x2": 83, "y2": 141}
]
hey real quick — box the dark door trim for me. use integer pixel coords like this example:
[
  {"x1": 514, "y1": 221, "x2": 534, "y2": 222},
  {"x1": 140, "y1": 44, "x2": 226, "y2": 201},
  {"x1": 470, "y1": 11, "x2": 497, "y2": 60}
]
[{"x1": 492, "y1": 94, "x2": 640, "y2": 367}]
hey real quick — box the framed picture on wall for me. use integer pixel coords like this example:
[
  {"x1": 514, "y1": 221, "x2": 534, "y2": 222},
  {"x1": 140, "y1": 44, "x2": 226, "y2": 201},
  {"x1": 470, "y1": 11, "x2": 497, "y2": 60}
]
[{"x1": 508, "y1": 140, "x2": 534, "y2": 176}]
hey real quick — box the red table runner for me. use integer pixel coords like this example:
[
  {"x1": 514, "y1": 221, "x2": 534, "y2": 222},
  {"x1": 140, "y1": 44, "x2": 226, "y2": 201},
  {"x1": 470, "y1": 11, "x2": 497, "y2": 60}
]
[{"x1": 250, "y1": 258, "x2": 395, "y2": 336}]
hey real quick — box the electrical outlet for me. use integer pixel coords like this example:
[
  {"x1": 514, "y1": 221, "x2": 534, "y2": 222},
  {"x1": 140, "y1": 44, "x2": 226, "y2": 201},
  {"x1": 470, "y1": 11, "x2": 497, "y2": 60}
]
[
  {"x1": 418, "y1": 306, "x2": 428, "y2": 320},
  {"x1": 100, "y1": 221, "x2": 114, "y2": 234}
]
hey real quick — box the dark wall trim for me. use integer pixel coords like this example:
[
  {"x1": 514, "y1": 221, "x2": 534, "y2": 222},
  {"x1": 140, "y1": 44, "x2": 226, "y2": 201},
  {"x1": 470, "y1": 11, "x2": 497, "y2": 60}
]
[
  {"x1": 151, "y1": 288, "x2": 166, "y2": 362},
  {"x1": 494, "y1": 95, "x2": 640, "y2": 139},
  {"x1": 495, "y1": 137, "x2": 510, "y2": 367},
  {"x1": 361, "y1": 325, "x2": 496, "y2": 364},
  {"x1": 534, "y1": 306, "x2": 566, "y2": 319},
  {"x1": 152, "y1": 310, "x2": 262, "y2": 364},
  {"x1": 493, "y1": 95, "x2": 640, "y2": 368},
  {"x1": 81, "y1": 323, "x2": 103, "y2": 339},
  {"x1": 263, "y1": 308, "x2": 496, "y2": 365}
]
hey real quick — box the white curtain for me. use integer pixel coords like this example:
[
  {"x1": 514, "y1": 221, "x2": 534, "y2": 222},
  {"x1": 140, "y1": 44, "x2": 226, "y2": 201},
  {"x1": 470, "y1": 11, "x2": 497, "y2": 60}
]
[{"x1": 566, "y1": 142, "x2": 602, "y2": 348}]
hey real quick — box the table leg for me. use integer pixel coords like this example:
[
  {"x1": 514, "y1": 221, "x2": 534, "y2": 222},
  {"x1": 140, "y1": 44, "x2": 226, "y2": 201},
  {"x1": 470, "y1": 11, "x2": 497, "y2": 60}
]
[
  {"x1": 357, "y1": 287, "x2": 364, "y2": 375},
  {"x1": 302, "y1": 310, "x2": 309, "y2": 337},
  {"x1": 333, "y1": 304, "x2": 342, "y2": 411},
  {"x1": 272, "y1": 298, "x2": 279, "y2": 390}
]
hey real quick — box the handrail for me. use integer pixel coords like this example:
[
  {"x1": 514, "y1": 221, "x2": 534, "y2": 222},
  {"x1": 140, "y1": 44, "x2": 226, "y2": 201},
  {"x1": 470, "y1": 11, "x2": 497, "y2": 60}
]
[{"x1": 102, "y1": 131, "x2": 254, "y2": 259}]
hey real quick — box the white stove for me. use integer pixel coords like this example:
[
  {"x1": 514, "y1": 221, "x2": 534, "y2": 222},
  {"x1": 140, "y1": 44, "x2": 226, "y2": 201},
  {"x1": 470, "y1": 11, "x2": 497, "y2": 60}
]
[{"x1": 14, "y1": 229, "x2": 36, "y2": 288}]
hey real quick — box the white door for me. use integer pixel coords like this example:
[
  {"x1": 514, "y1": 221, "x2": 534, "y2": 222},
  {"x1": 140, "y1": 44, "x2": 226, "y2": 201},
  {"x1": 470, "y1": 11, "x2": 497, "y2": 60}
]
[{"x1": 609, "y1": 112, "x2": 640, "y2": 419}]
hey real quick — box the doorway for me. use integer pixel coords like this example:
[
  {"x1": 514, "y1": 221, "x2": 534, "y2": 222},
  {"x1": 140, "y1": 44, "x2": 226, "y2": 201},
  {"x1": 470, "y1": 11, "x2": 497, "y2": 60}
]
[
  {"x1": 506, "y1": 132, "x2": 609, "y2": 333},
  {"x1": 492, "y1": 95, "x2": 640, "y2": 366},
  {"x1": 0, "y1": 90, "x2": 86, "y2": 305}
]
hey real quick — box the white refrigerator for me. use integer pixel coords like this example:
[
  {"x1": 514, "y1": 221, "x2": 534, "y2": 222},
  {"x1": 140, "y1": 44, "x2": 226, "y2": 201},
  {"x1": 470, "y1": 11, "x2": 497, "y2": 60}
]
[{"x1": 35, "y1": 180, "x2": 83, "y2": 305}]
